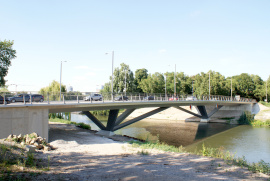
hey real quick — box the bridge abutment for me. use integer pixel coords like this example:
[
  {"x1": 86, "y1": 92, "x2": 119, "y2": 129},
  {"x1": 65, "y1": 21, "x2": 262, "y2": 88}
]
[{"x1": 0, "y1": 107, "x2": 48, "y2": 140}]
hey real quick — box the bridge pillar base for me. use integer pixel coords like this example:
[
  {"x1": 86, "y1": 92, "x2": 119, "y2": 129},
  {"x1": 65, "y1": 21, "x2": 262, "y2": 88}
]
[
  {"x1": 96, "y1": 130, "x2": 115, "y2": 137},
  {"x1": 200, "y1": 118, "x2": 210, "y2": 123}
]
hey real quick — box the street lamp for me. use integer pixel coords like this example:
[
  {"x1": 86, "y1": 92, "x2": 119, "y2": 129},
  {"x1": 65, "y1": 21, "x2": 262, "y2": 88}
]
[
  {"x1": 124, "y1": 68, "x2": 127, "y2": 96},
  {"x1": 60, "y1": 61, "x2": 67, "y2": 101},
  {"x1": 105, "y1": 51, "x2": 114, "y2": 101},
  {"x1": 164, "y1": 74, "x2": 167, "y2": 100},
  {"x1": 209, "y1": 72, "x2": 211, "y2": 98},
  {"x1": 227, "y1": 78, "x2": 233, "y2": 101},
  {"x1": 10, "y1": 84, "x2": 18, "y2": 92},
  {"x1": 266, "y1": 80, "x2": 268, "y2": 102},
  {"x1": 168, "y1": 64, "x2": 177, "y2": 97}
]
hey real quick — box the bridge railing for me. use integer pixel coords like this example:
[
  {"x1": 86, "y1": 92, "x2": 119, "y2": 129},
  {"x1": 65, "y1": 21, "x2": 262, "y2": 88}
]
[{"x1": 0, "y1": 91, "x2": 257, "y2": 105}]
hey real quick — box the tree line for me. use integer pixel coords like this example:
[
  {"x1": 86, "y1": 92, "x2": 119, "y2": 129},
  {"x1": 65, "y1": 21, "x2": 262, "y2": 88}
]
[{"x1": 101, "y1": 63, "x2": 270, "y2": 101}]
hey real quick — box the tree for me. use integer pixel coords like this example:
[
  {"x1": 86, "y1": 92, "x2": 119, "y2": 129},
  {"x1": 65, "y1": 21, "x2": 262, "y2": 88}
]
[
  {"x1": 134, "y1": 68, "x2": 148, "y2": 92},
  {"x1": 139, "y1": 72, "x2": 164, "y2": 93},
  {"x1": 234, "y1": 73, "x2": 256, "y2": 98},
  {"x1": 39, "y1": 80, "x2": 66, "y2": 101},
  {"x1": 0, "y1": 40, "x2": 16, "y2": 86}
]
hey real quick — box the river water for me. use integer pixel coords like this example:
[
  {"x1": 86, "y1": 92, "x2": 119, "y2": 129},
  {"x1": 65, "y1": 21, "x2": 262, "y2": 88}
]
[{"x1": 70, "y1": 113, "x2": 270, "y2": 164}]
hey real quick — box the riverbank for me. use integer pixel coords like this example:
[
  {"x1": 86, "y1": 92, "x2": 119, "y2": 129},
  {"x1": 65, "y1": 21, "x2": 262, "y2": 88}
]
[{"x1": 29, "y1": 122, "x2": 269, "y2": 180}]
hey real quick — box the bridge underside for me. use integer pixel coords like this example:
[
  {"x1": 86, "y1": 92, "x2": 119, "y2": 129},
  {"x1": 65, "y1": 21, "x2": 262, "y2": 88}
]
[{"x1": 82, "y1": 105, "x2": 223, "y2": 135}]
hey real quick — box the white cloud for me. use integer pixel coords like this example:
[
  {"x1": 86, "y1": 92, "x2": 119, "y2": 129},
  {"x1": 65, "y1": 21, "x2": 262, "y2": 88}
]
[
  {"x1": 159, "y1": 49, "x2": 167, "y2": 53},
  {"x1": 74, "y1": 65, "x2": 89, "y2": 69}
]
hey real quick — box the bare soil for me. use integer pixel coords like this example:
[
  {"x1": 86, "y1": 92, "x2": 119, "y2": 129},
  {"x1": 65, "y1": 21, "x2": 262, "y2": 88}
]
[{"x1": 31, "y1": 123, "x2": 269, "y2": 181}]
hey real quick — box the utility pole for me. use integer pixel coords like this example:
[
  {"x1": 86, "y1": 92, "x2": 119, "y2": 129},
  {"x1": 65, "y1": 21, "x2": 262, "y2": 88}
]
[
  {"x1": 125, "y1": 68, "x2": 127, "y2": 96},
  {"x1": 266, "y1": 81, "x2": 268, "y2": 102},
  {"x1": 209, "y1": 72, "x2": 210, "y2": 98},
  {"x1": 174, "y1": 64, "x2": 176, "y2": 97}
]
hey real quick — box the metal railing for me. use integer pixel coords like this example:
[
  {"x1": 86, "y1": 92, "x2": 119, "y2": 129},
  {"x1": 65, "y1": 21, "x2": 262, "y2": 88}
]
[{"x1": 0, "y1": 91, "x2": 257, "y2": 106}]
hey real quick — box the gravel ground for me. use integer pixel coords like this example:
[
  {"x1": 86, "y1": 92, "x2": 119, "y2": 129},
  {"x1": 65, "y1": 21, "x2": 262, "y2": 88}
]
[{"x1": 33, "y1": 123, "x2": 269, "y2": 181}]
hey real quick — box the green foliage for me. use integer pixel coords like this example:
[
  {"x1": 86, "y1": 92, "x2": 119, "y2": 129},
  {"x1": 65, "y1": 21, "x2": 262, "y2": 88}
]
[
  {"x1": 48, "y1": 112, "x2": 71, "y2": 120},
  {"x1": 49, "y1": 118, "x2": 91, "y2": 130},
  {"x1": 0, "y1": 143, "x2": 47, "y2": 180},
  {"x1": 134, "y1": 68, "x2": 148, "y2": 92},
  {"x1": 129, "y1": 140, "x2": 185, "y2": 153},
  {"x1": 238, "y1": 111, "x2": 254, "y2": 125},
  {"x1": 259, "y1": 101, "x2": 270, "y2": 107},
  {"x1": 196, "y1": 143, "x2": 270, "y2": 175},
  {"x1": 91, "y1": 110, "x2": 109, "y2": 116},
  {"x1": 137, "y1": 150, "x2": 149, "y2": 155},
  {"x1": 101, "y1": 62, "x2": 268, "y2": 101},
  {"x1": 251, "y1": 119, "x2": 270, "y2": 127},
  {"x1": 0, "y1": 40, "x2": 16, "y2": 86},
  {"x1": 39, "y1": 80, "x2": 66, "y2": 101},
  {"x1": 139, "y1": 72, "x2": 165, "y2": 93}
]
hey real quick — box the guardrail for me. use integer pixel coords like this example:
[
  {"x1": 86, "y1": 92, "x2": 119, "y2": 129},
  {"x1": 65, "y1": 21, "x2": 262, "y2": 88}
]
[{"x1": 0, "y1": 91, "x2": 256, "y2": 106}]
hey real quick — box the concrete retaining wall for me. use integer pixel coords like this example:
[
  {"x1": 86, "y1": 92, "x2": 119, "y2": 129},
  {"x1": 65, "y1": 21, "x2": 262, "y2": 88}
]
[{"x1": 0, "y1": 107, "x2": 48, "y2": 140}]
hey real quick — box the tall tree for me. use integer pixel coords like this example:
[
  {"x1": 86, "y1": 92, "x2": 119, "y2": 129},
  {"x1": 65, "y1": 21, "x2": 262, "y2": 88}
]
[
  {"x1": 134, "y1": 68, "x2": 148, "y2": 92},
  {"x1": 39, "y1": 80, "x2": 66, "y2": 101},
  {"x1": 0, "y1": 40, "x2": 16, "y2": 86},
  {"x1": 139, "y1": 72, "x2": 164, "y2": 93},
  {"x1": 112, "y1": 63, "x2": 134, "y2": 93},
  {"x1": 234, "y1": 73, "x2": 256, "y2": 98}
]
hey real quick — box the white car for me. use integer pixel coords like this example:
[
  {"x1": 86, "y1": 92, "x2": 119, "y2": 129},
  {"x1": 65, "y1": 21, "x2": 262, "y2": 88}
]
[
  {"x1": 186, "y1": 96, "x2": 197, "y2": 101},
  {"x1": 84, "y1": 94, "x2": 103, "y2": 101}
]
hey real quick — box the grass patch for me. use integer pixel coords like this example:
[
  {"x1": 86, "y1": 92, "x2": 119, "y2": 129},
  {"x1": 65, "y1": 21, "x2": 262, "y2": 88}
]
[
  {"x1": 137, "y1": 150, "x2": 149, "y2": 155},
  {"x1": 129, "y1": 140, "x2": 270, "y2": 176},
  {"x1": 259, "y1": 101, "x2": 270, "y2": 107},
  {"x1": 250, "y1": 119, "x2": 270, "y2": 127},
  {"x1": 49, "y1": 118, "x2": 91, "y2": 130},
  {"x1": 129, "y1": 140, "x2": 185, "y2": 153},
  {"x1": 197, "y1": 143, "x2": 270, "y2": 175},
  {"x1": 0, "y1": 143, "x2": 48, "y2": 180}
]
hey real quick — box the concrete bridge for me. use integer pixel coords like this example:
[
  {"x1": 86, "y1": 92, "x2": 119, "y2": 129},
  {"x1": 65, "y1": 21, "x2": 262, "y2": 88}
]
[{"x1": 0, "y1": 96, "x2": 259, "y2": 140}]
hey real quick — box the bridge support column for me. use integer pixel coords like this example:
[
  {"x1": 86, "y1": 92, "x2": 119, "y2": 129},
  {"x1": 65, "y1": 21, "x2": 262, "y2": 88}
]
[
  {"x1": 175, "y1": 105, "x2": 223, "y2": 123},
  {"x1": 83, "y1": 107, "x2": 169, "y2": 133},
  {"x1": 0, "y1": 107, "x2": 49, "y2": 140}
]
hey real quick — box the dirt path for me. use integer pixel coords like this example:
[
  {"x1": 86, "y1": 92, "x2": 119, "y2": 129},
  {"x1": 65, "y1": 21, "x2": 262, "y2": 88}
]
[{"x1": 34, "y1": 123, "x2": 269, "y2": 181}]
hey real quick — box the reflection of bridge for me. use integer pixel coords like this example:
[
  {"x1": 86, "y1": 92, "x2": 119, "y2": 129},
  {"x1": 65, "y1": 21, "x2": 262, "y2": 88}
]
[{"x1": 0, "y1": 96, "x2": 259, "y2": 140}]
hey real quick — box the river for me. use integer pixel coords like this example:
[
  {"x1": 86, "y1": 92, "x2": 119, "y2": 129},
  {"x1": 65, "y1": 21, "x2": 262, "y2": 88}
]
[{"x1": 70, "y1": 113, "x2": 270, "y2": 164}]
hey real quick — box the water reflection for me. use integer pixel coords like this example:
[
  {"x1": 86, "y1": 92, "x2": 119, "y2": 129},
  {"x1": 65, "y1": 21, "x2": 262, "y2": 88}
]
[{"x1": 70, "y1": 113, "x2": 270, "y2": 164}]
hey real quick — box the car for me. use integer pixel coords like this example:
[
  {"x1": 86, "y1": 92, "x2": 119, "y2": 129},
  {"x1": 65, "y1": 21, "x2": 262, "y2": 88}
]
[
  {"x1": 31, "y1": 94, "x2": 44, "y2": 102},
  {"x1": 169, "y1": 97, "x2": 178, "y2": 101},
  {"x1": 8, "y1": 94, "x2": 30, "y2": 103},
  {"x1": 186, "y1": 96, "x2": 197, "y2": 101},
  {"x1": 84, "y1": 93, "x2": 103, "y2": 101},
  {"x1": 114, "y1": 96, "x2": 128, "y2": 101},
  {"x1": 144, "y1": 96, "x2": 154, "y2": 100},
  {"x1": 0, "y1": 95, "x2": 10, "y2": 104}
]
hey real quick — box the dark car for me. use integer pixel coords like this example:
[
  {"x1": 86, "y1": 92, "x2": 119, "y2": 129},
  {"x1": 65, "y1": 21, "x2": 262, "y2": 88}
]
[
  {"x1": 144, "y1": 96, "x2": 154, "y2": 100},
  {"x1": 0, "y1": 95, "x2": 10, "y2": 104},
  {"x1": 114, "y1": 96, "x2": 128, "y2": 101},
  {"x1": 8, "y1": 94, "x2": 30, "y2": 103},
  {"x1": 31, "y1": 94, "x2": 44, "y2": 102}
]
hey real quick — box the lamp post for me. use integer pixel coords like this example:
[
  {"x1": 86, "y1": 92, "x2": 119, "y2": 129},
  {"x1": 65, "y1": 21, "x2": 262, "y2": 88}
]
[
  {"x1": 10, "y1": 84, "x2": 18, "y2": 92},
  {"x1": 124, "y1": 68, "x2": 127, "y2": 96},
  {"x1": 105, "y1": 51, "x2": 114, "y2": 101},
  {"x1": 209, "y1": 72, "x2": 211, "y2": 98},
  {"x1": 174, "y1": 64, "x2": 176, "y2": 97},
  {"x1": 266, "y1": 81, "x2": 268, "y2": 102},
  {"x1": 164, "y1": 74, "x2": 167, "y2": 100},
  {"x1": 227, "y1": 78, "x2": 233, "y2": 101},
  {"x1": 60, "y1": 61, "x2": 67, "y2": 101}
]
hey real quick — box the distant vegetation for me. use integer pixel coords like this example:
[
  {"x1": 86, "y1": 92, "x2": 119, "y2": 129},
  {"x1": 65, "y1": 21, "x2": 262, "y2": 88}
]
[{"x1": 100, "y1": 63, "x2": 270, "y2": 102}]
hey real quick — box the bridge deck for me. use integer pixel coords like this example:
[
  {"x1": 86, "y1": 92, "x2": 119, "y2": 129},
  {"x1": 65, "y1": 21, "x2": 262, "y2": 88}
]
[{"x1": 0, "y1": 100, "x2": 254, "y2": 113}]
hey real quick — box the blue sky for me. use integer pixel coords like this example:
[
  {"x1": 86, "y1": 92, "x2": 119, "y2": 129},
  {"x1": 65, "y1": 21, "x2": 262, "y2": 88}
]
[{"x1": 1, "y1": 0, "x2": 270, "y2": 92}]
